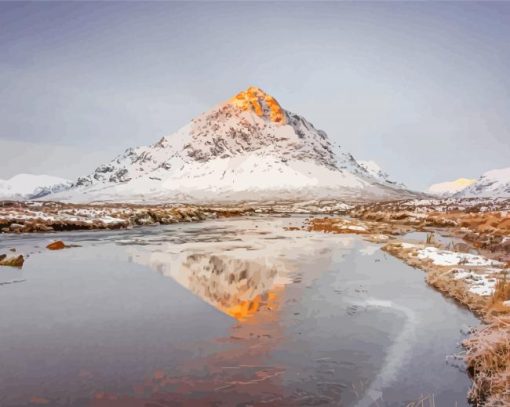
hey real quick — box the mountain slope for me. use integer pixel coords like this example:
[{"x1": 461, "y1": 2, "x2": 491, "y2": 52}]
[
  {"x1": 0, "y1": 174, "x2": 71, "y2": 200},
  {"x1": 358, "y1": 160, "x2": 405, "y2": 188},
  {"x1": 50, "y1": 86, "x2": 412, "y2": 203},
  {"x1": 427, "y1": 178, "x2": 476, "y2": 197},
  {"x1": 455, "y1": 168, "x2": 510, "y2": 198}
]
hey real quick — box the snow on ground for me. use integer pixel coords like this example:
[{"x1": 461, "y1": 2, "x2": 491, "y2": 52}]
[
  {"x1": 450, "y1": 269, "x2": 499, "y2": 296},
  {"x1": 416, "y1": 246, "x2": 504, "y2": 267},
  {"x1": 394, "y1": 242, "x2": 505, "y2": 297},
  {"x1": 50, "y1": 155, "x2": 405, "y2": 203}
]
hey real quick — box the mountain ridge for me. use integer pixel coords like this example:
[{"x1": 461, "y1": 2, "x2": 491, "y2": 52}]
[
  {"x1": 47, "y1": 86, "x2": 415, "y2": 203},
  {"x1": 455, "y1": 167, "x2": 510, "y2": 198},
  {"x1": 0, "y1": 174, "x2": 71, "y2": 200}
]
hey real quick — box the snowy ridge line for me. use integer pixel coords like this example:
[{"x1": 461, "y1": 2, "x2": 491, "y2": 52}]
[{"x1": 44, "y1": 86, "x2": 415, "y2": 203}]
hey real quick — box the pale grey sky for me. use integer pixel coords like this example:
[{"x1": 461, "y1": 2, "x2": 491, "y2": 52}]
[{"x1": 1, "y1": 1, "x2": 509, "y2": 190}]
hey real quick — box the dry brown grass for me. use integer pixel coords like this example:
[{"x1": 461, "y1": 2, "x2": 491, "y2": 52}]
[
  {"x1": 0, "y1": 201, "x2": 255, "y2": 233},
  {"x1": 306, "y1": 217, "x2": 409, "y2": 237},
  {"x1": 486, "y1": 269, "x2": 510, "y2": 316},
  {"x1": 349, "y1": 200, "x2": 510, "y2": 261},
  {"x1": 463, "y1": 268, "x2": 510, "y2": 405},
  {"x1": 307, "y1": 217, "x2": 368, "y2": 234},
  {"x1": 463, "y1": 317, "x2": 510, "y2": 406},
  {"x1": 492, "y1": 271, "x2": 510, "y2": 303}
]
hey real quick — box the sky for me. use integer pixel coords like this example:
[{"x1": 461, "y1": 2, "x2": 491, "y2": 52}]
[{"x1": 1, "y1": 1, "x2": 509, "y2": 191}]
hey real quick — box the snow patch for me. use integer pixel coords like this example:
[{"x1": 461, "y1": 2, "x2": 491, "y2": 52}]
[{"x1": 416, "y1": 247, "x2": 503, "y2": 267}]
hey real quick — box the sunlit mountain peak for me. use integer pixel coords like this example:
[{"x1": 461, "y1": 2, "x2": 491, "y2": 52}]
[{"x1": 228, "y1": 86, "x2": 286, "y2": 124}]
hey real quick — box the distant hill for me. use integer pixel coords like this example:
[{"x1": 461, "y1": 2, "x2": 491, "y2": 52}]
[
  {"x1": 455, "y1": 168, "x2": 510, "y2": 198},
  {"x1": 0, "y1": 174, "x2": 71, "y2": 200}
]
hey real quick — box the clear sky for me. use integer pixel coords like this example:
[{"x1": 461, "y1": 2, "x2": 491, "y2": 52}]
[{"x1": 1, "y1": 1, "x2": 509, "y2": 190}]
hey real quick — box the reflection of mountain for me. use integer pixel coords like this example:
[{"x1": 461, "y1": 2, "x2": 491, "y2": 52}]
[
  {"x1": 181, "y1": 254, "x2": 284, "y2": 320},
  {"x1": 127, "y1": 218, "x2": 356, "y2": 320},
  {"x1": 135, "y1": 251, "x2": 289, "y2": 320}
]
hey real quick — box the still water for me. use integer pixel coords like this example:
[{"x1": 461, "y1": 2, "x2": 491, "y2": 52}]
[{"x1": 0, "y1": 216, "x2": 478, "y2": 406}]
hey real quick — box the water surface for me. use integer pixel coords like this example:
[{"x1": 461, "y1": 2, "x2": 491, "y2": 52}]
[{"x1": 0, "y1": 216, "x2": 478, "y2": 406}]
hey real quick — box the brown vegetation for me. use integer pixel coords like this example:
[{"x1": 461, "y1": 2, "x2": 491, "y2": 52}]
[
  {"x1": 349, "y1": 198, "x2": 510, "y2": 262},
  {"x1": 0, "y1": 201, "x2": 255, "y2": 234},
  {"x1": 463, "y1": 317, "x2": 510, "y2": 406},
  {"x1": 306, "y1": 216, "x2": 409, "y2": 236}
]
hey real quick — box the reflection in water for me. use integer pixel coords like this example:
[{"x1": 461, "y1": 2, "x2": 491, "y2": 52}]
[
  {"x1": 134, "y1": 250, "x2": 291, "y2": 320},
  {"x1": 180, "y1": 253, "x2": 285, "y2": 320},
  {"x1": 0, "y1": 218, "x2": 477, "y2": 406},
  {"x1": 117, "y1": 226, "x2": 361, "y2": 404}
]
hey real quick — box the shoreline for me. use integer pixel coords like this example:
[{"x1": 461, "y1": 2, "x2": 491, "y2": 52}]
[
  {"x1": 304, "y1": 198, "x2": 510, "y2": 406},
  {"x1": 0, "y1": 201, "x2": 256, "y2": 234}
]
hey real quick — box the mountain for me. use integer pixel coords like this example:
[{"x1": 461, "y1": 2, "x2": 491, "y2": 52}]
[
  {"x1": 427, "y1": 178, "x2": 476, "y2": 197},
  {"x1": 358, "y1": 160, "x2": 405, "y2": 188},
  {"x1": 49, "y1": 86, "x2": 413, "y2": 203},
  {"x1": 0, "y1": 174, "x2": 72, "y2": 200},
  {"x1": 455, "y1": 167, "x2": 510, "y2": 198}
]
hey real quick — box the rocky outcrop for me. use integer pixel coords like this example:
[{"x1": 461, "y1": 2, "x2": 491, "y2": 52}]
[{"x1": 0, "y1": 254, "x2": 24, "y2": 267}]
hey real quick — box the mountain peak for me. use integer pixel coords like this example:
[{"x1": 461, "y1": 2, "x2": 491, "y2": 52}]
[
  {"x1": 48, "y1": 87, "x2": 413, "y2": 202},
  {"x1": 228, "y1": 86, "x2": 286, "y2": 124},
  {"x1": 427, "y1": 177, "x2": 476, "y2": 196}
]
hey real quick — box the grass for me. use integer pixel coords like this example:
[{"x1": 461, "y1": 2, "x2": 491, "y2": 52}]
[
  {"x1": 463, "y1": 317, "x2": 510, "y2": 406},
  {"x1": 492, "y1": 270, "x2": 510, "y2": 305},
  {"x1": 463, "y1": 267, "x2": 510, "y2": 406}
]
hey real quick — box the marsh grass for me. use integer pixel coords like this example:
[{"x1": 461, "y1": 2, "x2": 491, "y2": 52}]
[
  {"x1": 463, "y1": 317, "x2": 510, "y2": 406},
  {"x1": 491, "y1": 270, "x2": 510, "y2": 304}
]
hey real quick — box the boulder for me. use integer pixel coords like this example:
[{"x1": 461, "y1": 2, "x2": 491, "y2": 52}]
[
  {"x1": 0, "y1": 254, "x2": 24, "y2": 267},
  {"x1": 46, "y1": 241, "x2": 65, "y2": 250}
]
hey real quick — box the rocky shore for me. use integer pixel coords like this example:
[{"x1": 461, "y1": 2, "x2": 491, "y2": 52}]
[{"x1": 0, "y1": 201, "x2": 254, "y2": 234}]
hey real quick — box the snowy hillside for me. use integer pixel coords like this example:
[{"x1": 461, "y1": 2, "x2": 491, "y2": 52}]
[
  {"x1": 455, "y1": 167, "x2": 510, "y2": 198},
  {"x1": 0, "y1": 174, "x2": 71, "y2": 200},
  {"x1": 358, "y1": 160, "x2": 405, "y2": 188},
  {"x1": 427, "y1": 178, "x2": 476, "y2": 197},
  {"x1": 49, "y1": 86, "x2": 413, "y2": 203}
]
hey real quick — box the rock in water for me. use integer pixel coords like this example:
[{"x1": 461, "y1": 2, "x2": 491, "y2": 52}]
[
  {"x1": 46, "y1": 241, "x2": 66, "y2": 250},
  {"x1": 0, "y1": 254, "x2": 24, "y2": 268}
]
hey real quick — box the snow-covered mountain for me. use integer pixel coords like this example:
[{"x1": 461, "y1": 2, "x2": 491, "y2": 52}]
[
  {"x1": 50, "y1": 86, "x2": 413, "y2": 203},
  {"x1": 455, "y1": 167, "x2": 510, "y2": 198},
  {"x1": 0, "y1": 174, "x2": 72, "y2": 200},
  {"x1": 358, "y1": 160, "x2": 405, "y2": 188},
  {"x1": 427, "y1": 178, "x2": 476, "y2": 197}
]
